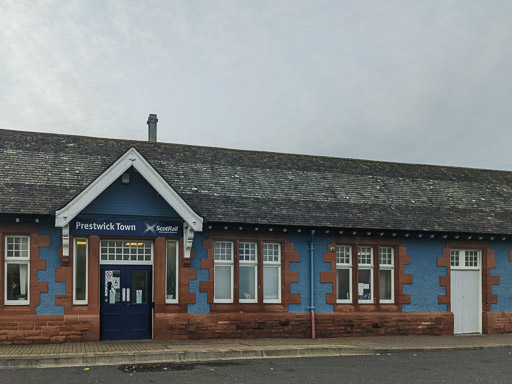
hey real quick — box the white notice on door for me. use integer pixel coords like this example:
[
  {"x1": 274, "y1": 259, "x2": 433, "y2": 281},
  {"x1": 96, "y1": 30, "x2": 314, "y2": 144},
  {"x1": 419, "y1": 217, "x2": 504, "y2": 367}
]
[{"x1": 136, "y1": 290, "x2": 142, "y2": 304}]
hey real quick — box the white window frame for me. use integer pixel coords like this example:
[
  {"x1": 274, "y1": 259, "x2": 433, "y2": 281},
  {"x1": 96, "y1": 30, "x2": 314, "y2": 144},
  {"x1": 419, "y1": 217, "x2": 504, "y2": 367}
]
[
  {"x1": 239, "y1": 242, "x2": 258, "y2": 303},
  {"x1": 73, "y1": 238, "x2": 88, "y2": 305},
  {"x1": 263, "y1": 242, "x2": 281, "y2": 304},
  {"x1": 336, "y1": 245, "x2": 352, "y2": 303},
  {"x1": 450, "y1": 249, "x2": 481, "y2": 270},
  {"x1": 357, "y1": 246, "x2": 374, "y2": 304},
  {"x1": 214, "y1": 241, "x2": 234, "y2": 303},
  {"x1": 4, "y1": 236, "x2": 30, "y2": 306},
  {"x1": 99, "y1": 240, "x2": 153, "y2": 265},
  {"x1": 165, "y1": 240, "x2": 179, "y2": 304},
  {"x1": 379, "y1": 247, "x2": 394, "y2": 304}
]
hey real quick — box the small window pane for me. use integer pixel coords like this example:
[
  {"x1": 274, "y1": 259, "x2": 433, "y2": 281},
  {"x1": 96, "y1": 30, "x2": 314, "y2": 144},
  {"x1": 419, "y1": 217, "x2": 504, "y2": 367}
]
[
  {"x1": 263, "y1": 243, "x2": 280, "y2": 263},
  {"x1": 379, "y1": 247, "x2": 393, "y2": 265},
  {"x1": 450, "y1": 250, "x2": 459, "y2": 267},
  {"x1": 100, "y1": 240, "x2": 152, "y2": 263},
  {"x1": 6, "y1": 263, "x2": 28, "y2": 301},
  {"x1": 337, "y1": 268, "x2": 350, "y2": 301},
  {"x1": 214, "y1": 242, "x2": 232, "y2": 261},
  {"x1": 214, "y1": 265, "x2": 232, "y2": 300},
  {"x1": 239, "y1": 265, "x2": 256, "y2": 300},
  {"x1": 358, "y1": 269, "x2": 372, "y2": 300},
  {"x1": 380, "y1": 270, "x2": 392, "y2": 301},
  {"x1": 336, "y1": 246, "x2": 351, "y2": 265},
  {"x1": 358, "y1": 247, "x2": 373, "y2": 265},
  {"x1": 263, "y1": 266, "x2": 279, "y2": 300},
  {"x1": 465, "y1": 251, "x2": 479, "y2": 267},
  {"x1": 166, "y1": 241, "x2": 177, "y2": 301},
  {"x1": 5, "y1": 236, "x2": 29, "y2": 259},
  {"x1": 239, "y1": 242, "x2": 256, "y2": 262}
]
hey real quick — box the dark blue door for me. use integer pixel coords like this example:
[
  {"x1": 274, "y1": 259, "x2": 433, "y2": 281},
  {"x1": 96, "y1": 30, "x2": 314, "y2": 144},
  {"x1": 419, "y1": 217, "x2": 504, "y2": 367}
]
[{"x1": 100, "y1": 265, "x2": 152, "y2": 340}]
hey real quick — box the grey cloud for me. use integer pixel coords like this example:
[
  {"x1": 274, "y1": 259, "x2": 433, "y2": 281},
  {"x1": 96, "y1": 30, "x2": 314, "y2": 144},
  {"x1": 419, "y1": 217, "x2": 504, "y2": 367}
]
[{"x1": 0, "y1": 1, "x2": 511, "y2": 170}]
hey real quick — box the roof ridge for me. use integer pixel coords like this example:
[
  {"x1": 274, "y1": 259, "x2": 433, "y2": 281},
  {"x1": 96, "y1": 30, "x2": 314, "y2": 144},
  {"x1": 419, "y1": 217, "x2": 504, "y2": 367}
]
[{"x1": 0, "y1": 128, "x2": 510, "y2": 175}]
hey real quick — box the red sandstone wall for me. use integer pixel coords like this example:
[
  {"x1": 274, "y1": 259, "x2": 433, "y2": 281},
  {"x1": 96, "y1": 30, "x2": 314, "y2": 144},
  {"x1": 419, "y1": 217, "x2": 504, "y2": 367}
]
[
  {"x1": 0, "y1": 314, "x2": 98, "y2": 345},
  {"x1": 153, "y1": 312, "x2": 453, "y2": 340},
  {"x1": 484, "y1": 312, "x2": 512, "y2": 334}
]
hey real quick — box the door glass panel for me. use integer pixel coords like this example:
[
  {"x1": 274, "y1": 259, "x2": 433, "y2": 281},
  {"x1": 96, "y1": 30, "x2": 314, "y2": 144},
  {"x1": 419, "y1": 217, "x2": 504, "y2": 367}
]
[
  {"x1": 104, "y1": 269, "x2": 121, "y2": 303},
  {"x1": 132, "y1": 270, "x2": 147, "y2": 304}
]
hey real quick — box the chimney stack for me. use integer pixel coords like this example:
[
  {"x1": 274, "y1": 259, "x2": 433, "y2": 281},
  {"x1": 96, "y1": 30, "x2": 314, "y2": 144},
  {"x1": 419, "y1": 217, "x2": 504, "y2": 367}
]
[{"x1": 147, "y1": 114, "x2": 158, "y2": 142}]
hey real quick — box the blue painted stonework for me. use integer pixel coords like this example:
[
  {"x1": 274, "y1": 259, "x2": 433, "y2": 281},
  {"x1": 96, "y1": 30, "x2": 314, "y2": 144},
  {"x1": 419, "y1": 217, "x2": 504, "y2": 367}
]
[
  {"x1": 36, "y1": 224, "x2": 66, "y2": 316},
  {"x1": 188, "y1": 231, "x2": 210, "y2": 314},
  {"x1": 288, "y1": 232, "x2": 333, "y2": 313},
  {"x1": 402, "y1": 239, "x2": 447, "y2": 313},
  {"x1": 491, "y1": 242, "x2": 512, "y2": 311},
  {"x1": 81, "y1": 167, "x2": 181, "y2": 219}
]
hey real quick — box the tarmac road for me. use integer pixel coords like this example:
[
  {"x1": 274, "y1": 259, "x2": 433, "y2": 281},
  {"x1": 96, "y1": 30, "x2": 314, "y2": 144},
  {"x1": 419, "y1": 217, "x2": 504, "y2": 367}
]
[{"x1": 2, "y1": 347, "x2": 512, "y2": 384}]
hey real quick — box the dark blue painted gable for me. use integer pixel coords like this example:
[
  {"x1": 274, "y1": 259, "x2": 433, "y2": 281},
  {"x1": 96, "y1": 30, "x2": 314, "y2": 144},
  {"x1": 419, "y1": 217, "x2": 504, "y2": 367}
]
[{"x1": 81, "y1": 167, "x2": 181, "y2": 219}]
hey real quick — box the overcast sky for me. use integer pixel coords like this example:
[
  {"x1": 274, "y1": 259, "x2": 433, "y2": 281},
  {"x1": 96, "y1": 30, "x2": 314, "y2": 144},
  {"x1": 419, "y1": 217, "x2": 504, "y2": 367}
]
[{"x1": 1, "y1": 1, "x2": 511, "y2": 170}]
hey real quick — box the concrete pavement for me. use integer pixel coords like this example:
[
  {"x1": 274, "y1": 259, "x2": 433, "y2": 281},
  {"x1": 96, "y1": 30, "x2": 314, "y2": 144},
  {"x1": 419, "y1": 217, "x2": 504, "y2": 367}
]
[{"x1": 2, "y1": 333, "x2": 512, "y2": 369}]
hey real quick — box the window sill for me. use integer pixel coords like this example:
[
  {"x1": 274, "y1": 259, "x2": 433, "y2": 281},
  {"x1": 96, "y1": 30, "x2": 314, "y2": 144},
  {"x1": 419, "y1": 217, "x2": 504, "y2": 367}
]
[
  {"x1": 5, "y1": 301, "x2": 29, "y2": 306},
  {"x1": 333, "y1": 303, "x2": 401, "y2": 312},
  {"x1": 211, "y1": 303, "x2": 288, "y2": 312}
]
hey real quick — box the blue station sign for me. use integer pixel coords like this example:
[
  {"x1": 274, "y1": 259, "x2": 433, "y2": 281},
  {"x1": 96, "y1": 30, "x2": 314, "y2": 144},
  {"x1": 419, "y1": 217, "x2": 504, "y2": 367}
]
[{"x1": 70, "y1": 219, "x2": 182, "y2": 237}]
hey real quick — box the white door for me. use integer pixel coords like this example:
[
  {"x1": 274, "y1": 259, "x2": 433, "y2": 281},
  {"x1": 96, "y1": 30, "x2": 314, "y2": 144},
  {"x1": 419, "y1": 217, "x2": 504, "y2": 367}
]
[{"x1": 450, "y1": 250, "x2": 481, "y2": 334}]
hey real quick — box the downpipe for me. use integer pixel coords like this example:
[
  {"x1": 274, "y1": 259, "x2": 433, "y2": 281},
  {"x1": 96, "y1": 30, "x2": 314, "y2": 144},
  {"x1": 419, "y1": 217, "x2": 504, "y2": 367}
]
[{"x1": 308, "y1": 230, "x2": 316, "y2": 339}]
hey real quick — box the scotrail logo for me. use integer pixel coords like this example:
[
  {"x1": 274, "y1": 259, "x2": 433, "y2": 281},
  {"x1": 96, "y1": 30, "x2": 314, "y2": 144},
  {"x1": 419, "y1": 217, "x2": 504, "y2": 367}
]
[{"x1": 155, "y1": 225, "x2": 179, "y2": 234}]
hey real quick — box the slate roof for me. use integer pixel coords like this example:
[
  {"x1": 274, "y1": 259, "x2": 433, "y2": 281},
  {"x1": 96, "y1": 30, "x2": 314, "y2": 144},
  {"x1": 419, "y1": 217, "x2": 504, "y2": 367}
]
[{"x1": 1, "y1": 128, "x2": 512, "y2": 235}]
